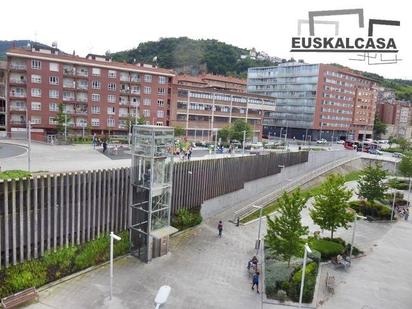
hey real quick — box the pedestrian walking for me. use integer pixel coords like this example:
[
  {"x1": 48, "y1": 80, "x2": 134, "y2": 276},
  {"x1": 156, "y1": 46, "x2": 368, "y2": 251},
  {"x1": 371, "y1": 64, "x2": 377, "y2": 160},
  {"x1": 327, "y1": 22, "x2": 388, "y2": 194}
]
[
  {"x1": 218, "y1": 221, "x2": 223, "y2": 237},
  {"x1": 188, "y1": 147, "x2": 192, "y2": 160},
  {"x1": 405, "y1": 208, "x2": 409, "y2": 221},
  {"x1": 102, "y1": 141, "x2": 107, "y2": 153},
  {"x1": 252, "y1": 271, "x2": 260, "y2": 293}
]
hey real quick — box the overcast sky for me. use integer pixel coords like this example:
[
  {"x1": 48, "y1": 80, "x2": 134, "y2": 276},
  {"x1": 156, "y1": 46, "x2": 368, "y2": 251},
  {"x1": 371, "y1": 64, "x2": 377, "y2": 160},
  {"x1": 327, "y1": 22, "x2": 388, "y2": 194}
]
[{"x1": 2, "y1": 0, "x2": 410, "y2": 79}]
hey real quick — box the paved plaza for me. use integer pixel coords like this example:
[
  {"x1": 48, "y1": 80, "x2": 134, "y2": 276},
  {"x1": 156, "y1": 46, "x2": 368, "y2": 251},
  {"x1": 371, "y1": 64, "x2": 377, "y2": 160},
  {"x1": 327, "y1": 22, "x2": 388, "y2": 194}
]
[{"x1": 25, "y1": 178, "x2": 412, "y2": 309}]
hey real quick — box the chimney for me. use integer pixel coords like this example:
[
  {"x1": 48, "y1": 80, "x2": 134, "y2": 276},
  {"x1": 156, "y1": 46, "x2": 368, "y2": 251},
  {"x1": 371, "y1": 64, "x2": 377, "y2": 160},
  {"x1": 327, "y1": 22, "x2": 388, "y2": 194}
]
[{"x1": 72, "y1": 50, "x2": 75, "y2": 56}]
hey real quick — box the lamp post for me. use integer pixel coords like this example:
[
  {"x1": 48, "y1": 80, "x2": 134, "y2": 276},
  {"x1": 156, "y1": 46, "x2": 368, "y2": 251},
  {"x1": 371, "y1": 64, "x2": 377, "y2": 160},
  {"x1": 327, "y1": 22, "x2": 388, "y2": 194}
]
[
  {"x1": 242, "y1": 130, "x2": 246, "y2": 156},
  {"x1": 109, "y1": 232, "x2": 121, "y2": 301},
  {"x1": 214, "y1": 129, "x2": 218, "y2": 156},
  {"x1": 349, "y1": 214, "x2": 366, "y2": 263},
  {"x1": 391, "y1": 189, "x2": 396, "y2": 221},
  {"x1": 155, "y1": 285, "x2": 171, "y2": 309},
  {"x1": 299, "y1": 243, "x2": 312, "y2": 308},
  {"x1": 252, "y1": 205, "x2": 263, "y2": 255},
  {"x1": 27, "y1": 120, "x2": 32, "y2": 171}
]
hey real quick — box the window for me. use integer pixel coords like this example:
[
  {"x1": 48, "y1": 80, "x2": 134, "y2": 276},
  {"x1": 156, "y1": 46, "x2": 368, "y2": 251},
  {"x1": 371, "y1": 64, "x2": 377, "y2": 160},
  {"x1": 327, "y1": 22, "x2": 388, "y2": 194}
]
[
  {"x1": 157, "y1": 99, "x2": 164, "y2": 107},
  {"x1": 143, "y1": 110, "x2": 150, "y2": 117},
  {"x1": 49, "y1": 117, "x2": 58, "y2": 125},
  {"x1": 92, "y1": 94, "x2": 100, "y2": 102},
  {"x1": 107, "y1": 118, "x2": 115, "y2": 127},
  {"x1": 143, "y1": 98, "x2": 151, "y2": 106},
  {"x1": 31, "y1": 116, "x2": 41, "y2": 124},
  {"x1": 31, "y1": 74, "x2": 41, "y2": 83},
  {"x1": 92, "y1": 80, "x2": 101, "y2": 89},
  {"x1": 31, "y1": 102, "x2": 41, "y2": 111},
  {"x1": 144, "y1": 74, "x2": 152, "y2": 82},
  {"x1": 107, "y1": 107, "x2": 115, "y2": 115},
  {"x1": 49, "y1": 89, "x2": 59, "y2": 99},
  {"x1": 158, "y1": 88, "x2": 166, "y2": 95},
  {"x1": 92, "y1": 68, "x2": 101, "y2": 76},
  {"x1": 157, "y1": 110, "x2": 164, "y2": 118},
  {"x1": 131, "y1": 97, "x2": 139, "y2": 106},
  {"x1": 156, "y1": 121, "x2": 163, "y2": 126},
  {"x1": 31, "y1": 60, "x2": 41, "y2": 70},
  {"x1": 108, "y1": 95, "x2": 116, "y2": 103},
  {"x1": 31, "y1": 88, "x2": 41, "y2": 97},
  {"x1": 49, "y1": 62, "x2": 59, "y2": 72},
  {"x1": 108, "y1": 70, "x2": 117, "y2": 78},
  {"x1": 159, "y1": 76, "x2": 167, "y2": 84},
  {"x1": 91, "y1": 106, "x2": 100, "y2": 114},
  {"x1": 108, "y1": 83, "x2": 116, "y2": 91},
  {"x1": 91, "y1": 118, "x2": 100, "y2": 127},
  {"x1": 49, "y1": 103, "x2": 58, "y2": 111},
  {"x1": 144, "y1": 86, "x2": 151, "y2": 94},
  {"x1": 49, "y1": 76, "x2": 59, "y2": 85}
]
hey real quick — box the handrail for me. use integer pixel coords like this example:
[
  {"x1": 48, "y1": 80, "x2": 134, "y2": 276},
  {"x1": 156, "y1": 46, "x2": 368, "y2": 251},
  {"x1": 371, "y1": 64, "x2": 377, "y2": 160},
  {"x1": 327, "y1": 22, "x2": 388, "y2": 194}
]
[{"x1": 233, "y1": 156, "x2": 357, "y2": 221}]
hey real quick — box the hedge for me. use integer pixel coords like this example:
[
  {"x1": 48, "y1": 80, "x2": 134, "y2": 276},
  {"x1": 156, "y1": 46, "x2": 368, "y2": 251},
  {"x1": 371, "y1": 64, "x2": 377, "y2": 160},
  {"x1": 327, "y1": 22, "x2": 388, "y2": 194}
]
[
  {"x1": 309, "y1": 239, "x2": 345, "y2": 261},
  {"x1": 349, "y1": 200, "x2": 392, "y2": 220},
  {"x1": 0, "y1": 231, "x2": 129, "y2": 299},
  {"x1": 288, "y1": 262, "x2": 318, "y2": 303},
  {"x1": 265, "y1": 259, "x2": 296, "y2": 299},
  {"x1": 171, "y1": 209, "x2": 202, "y2": 230}
]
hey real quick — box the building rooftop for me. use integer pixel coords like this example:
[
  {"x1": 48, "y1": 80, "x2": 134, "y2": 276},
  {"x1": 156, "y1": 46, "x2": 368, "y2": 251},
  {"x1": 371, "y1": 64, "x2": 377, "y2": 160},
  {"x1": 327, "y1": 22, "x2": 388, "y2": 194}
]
[{"x1": 7, "y1": 48, "x2": 175, "y2": 76}]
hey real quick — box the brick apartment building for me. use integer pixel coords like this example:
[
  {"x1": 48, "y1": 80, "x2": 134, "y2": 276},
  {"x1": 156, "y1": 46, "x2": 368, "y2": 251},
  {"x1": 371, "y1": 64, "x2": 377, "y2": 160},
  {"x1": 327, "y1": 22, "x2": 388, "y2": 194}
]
[
  {"x1": 376, "y1": 88, "x2": 412, "y2": 139},
  {"x1": 247, "y1": 62, "x2": 378, "y2": 141},
  {"x1": 171, "y1": 74, "x2": 276, "y2": 141},
  {"x1": 0, "y1": 61, "x2": 6, "y2": 135},
  {"x1": 6, "y1": 46, "x2": 174, "y2": 141}
]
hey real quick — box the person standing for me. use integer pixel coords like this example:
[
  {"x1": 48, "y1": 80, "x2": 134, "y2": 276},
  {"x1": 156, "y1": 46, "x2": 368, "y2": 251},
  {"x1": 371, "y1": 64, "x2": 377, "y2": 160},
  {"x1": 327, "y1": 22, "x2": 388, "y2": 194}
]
[
  {"x1": 102, "y1": 140, "x2": 107, "y2": 153},
  {"x1": 405, "y1": 208, "x2": 409, "y2": 221},
  {"x1": 252, "y1": 271, "x2": 260, "y2": 293},
  {"x1": 218, "y1": 221, "x2": 223, "y2": 237}
]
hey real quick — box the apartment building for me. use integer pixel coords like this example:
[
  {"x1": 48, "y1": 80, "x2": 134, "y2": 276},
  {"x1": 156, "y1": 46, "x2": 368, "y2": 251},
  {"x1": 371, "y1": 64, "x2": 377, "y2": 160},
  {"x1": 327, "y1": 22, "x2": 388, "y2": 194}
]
[
  {"x1": 170, "y1": 76, "x2": 276, "y2": 141},
  {"x1": 6, "y1": 46, "x2": 174, "y2": 140},
  {"x1": 0, "y1": 61, "x2": 6, "y2": 135},
  {"x1": 376, "y1": 88, "x2": 412, "y2": 139},
  {"x1": 247, "y1": 62, "x2": 378, "y2": 141}
]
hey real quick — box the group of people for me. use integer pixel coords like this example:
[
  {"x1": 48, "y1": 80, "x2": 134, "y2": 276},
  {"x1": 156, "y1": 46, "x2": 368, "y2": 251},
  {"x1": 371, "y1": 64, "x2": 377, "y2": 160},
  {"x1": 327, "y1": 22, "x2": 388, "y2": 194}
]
[
  {"x1": 175, "y1": 145, "x2": 193, "y2": 160},
  {"x1": 396, "y1": 206, "x2": 409, "y2": 220}
]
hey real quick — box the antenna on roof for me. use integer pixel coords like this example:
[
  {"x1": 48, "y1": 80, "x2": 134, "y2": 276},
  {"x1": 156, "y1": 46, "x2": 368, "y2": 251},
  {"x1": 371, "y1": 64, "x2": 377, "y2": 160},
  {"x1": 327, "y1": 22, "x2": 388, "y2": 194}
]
[{"x1": 52, "y1": 41, "x2": 58, "y2": 49}]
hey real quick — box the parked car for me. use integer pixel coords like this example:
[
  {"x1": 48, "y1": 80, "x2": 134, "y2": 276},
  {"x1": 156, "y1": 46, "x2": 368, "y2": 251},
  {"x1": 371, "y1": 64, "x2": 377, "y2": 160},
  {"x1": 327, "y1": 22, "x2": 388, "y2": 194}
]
[
  {"x1": 336, "y1": 140, "x2": 345, "y2": 144},
  {"x1": 369, "y1": 149, "x2": 383, "y2": 155},
  {"x1": 316, "y1": 138, "x2": 327, "y2": 144},
  {"x1": 392, "y1": 152, "x2": 404, "y2": 158}
]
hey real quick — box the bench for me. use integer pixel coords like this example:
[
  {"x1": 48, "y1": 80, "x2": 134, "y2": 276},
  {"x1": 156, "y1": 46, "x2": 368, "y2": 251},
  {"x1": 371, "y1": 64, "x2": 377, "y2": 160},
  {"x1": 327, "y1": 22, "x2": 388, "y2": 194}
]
[
  {"x1": 1, "y1": 287, "x2": 38, "y2": 308},
  {"x1": 331, "y1": 256, "x2": 350, "y2": 271},
  {"x1": 325, "y1": 272, "x2": 335, "y2": 294}
]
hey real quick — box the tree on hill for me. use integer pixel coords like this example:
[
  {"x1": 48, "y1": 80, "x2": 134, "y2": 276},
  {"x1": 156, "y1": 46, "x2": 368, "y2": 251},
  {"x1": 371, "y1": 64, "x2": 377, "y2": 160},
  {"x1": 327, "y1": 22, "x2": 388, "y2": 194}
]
[
  {"x1": 310, "y1": 174, "x2": 354, "y2": 239},
  {"x1": 265, "y1": 190, "x2": 308, "y2": 266}
]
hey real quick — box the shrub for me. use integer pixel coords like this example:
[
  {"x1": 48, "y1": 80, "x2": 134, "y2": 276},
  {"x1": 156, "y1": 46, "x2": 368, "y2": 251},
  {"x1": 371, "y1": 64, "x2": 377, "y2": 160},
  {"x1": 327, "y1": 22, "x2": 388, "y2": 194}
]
[
  {"x1": 171, "y1": 209, "x2": 202, "y2": 230},
  {"x1": 388, "y1": 178, "x2": 409, "y2": 190},
  {"x1": 277, "y1": 290, "x2": 287, "y2": 302},
  {"x1": 74, "y1": 235, "x2": 109, "y2": 270},
  {"x1": 309, "y1": 239, "x2": 344, "y2": 260},
  {"x1": 42, "y1": 246, "x2": 78, "y2": 281},
  {"x1": 1, "y1": 260, "x2": 47, "y2": 298},
  {"x1": 288, "y1": 262, "x2": 318, "y2": 303},
  {"x1": 349, "y1": 200, "x2": 392, "y2": 220},
  {"x1": 0, "y1": 170, "x2": 32, "y2": 180},
  {"x1": 113, "y1": 230, "x2": 130, "y2": 257},
  {"x1": 264, "y1": 259, "x2": 295, "y2": 299}
]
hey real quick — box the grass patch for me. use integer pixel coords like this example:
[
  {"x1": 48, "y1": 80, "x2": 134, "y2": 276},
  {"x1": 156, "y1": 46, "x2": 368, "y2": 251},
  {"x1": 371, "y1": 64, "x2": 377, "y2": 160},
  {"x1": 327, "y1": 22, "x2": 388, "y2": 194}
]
[
  {"x1": 308, "y1": 238, "x2": 345, "y2": 260},
  {"x1": 0, "y1": 170, "x2": 32, "y2": 180},
  {"x1": 344, "y1": 170, "x2": 363, "y2": 182},
  {"x1": 240, "y1": 201, "x2": 279, "y2": 223}
]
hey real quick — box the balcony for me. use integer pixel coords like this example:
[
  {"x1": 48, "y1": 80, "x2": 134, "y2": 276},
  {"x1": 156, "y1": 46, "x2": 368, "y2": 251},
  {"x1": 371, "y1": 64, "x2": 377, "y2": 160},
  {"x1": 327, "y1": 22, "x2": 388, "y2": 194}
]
[
  {"x1": 76, "y1": 85, "x2": 88, "y2": 90},
  {"x1": 9, "y1": 78, "x2": 27, "y2": 85},
  {"x1": 75, "y1": 110, "x2": 88, "y2": 115},
  {"x1": 76, "y1": 97, "x2": 88, "y2": 103},
  {"x1": 130, "y1": 89, "x2": 140, "y2": 95},
  {"x1": 76, "y1": 70, "x2": 88, "y2": 77},
  {"x1": 9, "y1": 91, "x2": 26, "y2": 98},
  {"x1": 63, "y1": 82, "x2": 76, "y2": 89},
  {"x1": 63, "y1": 68, "x2": 75, "y2": 76},
  {"x1": 120, "y1": 76, "x2": 130, "y2": 82},
  {"x1": 63, "y1": 96, "x2": 76, "y2": 102},
  {"x1": 9, "y1": 63, "x2": 27, "y2": 71},
  {"x1": 10, "y1": 106, "x2": 27, "y2": 112},
  {"x1": 10, "y1": 119, "x2": 27, "y2": 126},
  {"x1": 119, "y1": 113, "x2": 129, "y2": 118},
  {"x1": 130, "y1": 77, "x2": 140, "y2": 83},
  {"x1": 120, "y1": 89, "x2": 130, "y2": 95}
]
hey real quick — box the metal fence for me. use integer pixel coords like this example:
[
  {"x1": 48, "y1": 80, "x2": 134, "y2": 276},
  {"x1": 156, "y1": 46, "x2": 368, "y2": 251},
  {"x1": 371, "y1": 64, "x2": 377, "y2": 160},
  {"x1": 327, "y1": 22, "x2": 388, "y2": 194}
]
[{"x1": 0, "y1": 151, "x2": 308, "y2": 268}]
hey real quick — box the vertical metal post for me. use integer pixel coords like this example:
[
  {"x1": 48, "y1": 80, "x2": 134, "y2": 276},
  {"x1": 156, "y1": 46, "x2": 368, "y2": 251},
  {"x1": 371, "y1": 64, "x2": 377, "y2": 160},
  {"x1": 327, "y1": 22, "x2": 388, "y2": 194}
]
[
  {"x1": 298, "y1": 245, "x2": 308, "y2": 308},
  {"x1": 408, "y1": 177, "x2": 412, "y2": 209},
  {"x1": 64, "y1": 114, "x2": 67, "y2": 142},
  {"x1": 110, "y1": 233, "x2": 113, "y2": 300},
  {"x1": 349, "y1": 217, "x2": 357, "y2": 263},
  {"x1": 27, "y1": 121, "x2": 31, "y2": 171},
  {"x1": 391, "y1": 190, "x2": 396, "y2": 221},
  {"x1": 256, "y1": 206, "x2": 263, "y2": 255},
  {"x1": 242, "y1": 130, "x2": 246, "y2": 156}
]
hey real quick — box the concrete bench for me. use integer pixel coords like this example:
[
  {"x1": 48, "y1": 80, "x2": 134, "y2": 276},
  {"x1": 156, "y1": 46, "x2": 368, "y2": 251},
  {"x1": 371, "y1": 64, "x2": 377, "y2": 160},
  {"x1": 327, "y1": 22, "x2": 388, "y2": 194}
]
[
  {"x1": 1, "y1": 287, "x2": 38, "y2": 308},
  {"x1": 325, "y1": 272, "x2": 335, "y2": 294}
]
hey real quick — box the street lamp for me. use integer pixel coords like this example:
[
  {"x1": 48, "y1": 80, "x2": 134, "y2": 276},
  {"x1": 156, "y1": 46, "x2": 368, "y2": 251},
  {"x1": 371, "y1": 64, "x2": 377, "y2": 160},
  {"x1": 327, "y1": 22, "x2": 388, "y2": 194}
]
[
  {"x1": 252, "y1": 205, "x2": 263, "y2": 255},
  {"x1": 154, "y1": 285, "x2": 171, "y2": 309},
  {"x1": 109, "y1": 231, "x2": 121, "y2": 300},
  {"x1": 349, "y1": 214, "x2": 366, "y2": 263},
  {"x1": 242, "y1": 130, "x2": 246, "y2": 156},
  {"x1": 299, "y1": 243, "x2": 312, "y2": 308},
  {"x1": 27, "y1": 120, "x2": 32, "y2": 171}
]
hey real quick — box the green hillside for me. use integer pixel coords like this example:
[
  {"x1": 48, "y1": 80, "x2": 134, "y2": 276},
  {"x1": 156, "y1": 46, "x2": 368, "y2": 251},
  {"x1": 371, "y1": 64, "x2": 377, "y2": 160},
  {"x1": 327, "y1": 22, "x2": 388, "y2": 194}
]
[{"x1": 111, "y1": 37, "x2": 275, "y2": 78}]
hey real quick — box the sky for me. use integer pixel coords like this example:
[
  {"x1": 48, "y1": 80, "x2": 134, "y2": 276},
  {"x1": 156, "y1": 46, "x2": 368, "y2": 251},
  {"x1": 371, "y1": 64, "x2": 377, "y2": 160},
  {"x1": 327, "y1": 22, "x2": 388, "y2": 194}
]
[{"x1": 2, "y1": 0, "x2": 410, "y2": 79}]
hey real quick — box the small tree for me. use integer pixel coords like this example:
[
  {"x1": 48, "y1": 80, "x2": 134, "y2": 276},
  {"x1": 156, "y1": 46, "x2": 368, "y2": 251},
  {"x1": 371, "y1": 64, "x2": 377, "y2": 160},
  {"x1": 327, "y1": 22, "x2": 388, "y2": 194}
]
[
  {"x1": 310, "y1": 174, "x2": 354, "y2": 238},
  {"x1": 397, "y1": 137, "x2": 410, "y2": 152},
  {"x1": 55, "y1": 103, "x2": 70, "y2": 134},
  {"x1": 399, "y1": 153, "x2": 412, "y2": 202},
  {"x1": 174, "y1": 126, "x2": 185, "y2": 137},
  {"x1": 218, "y1": 126, "x2": 231, "y2": 142},
  {"x1": 230, "y1": 119, "x2": 252, "y2": 141},
  {"x1": 373, "y1": 116, "x2": 387, "y2": 139},
  {"x1": 358, "y1": 163, "x2": 387, "y2": 203},
  {"x1": 265, "y1": 190, "x2": 308, "y2": 266}
]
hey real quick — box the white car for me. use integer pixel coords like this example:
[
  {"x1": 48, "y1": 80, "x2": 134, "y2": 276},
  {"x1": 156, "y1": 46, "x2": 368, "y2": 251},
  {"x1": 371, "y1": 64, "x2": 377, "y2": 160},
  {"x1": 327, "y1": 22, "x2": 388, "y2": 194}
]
[
  {"x1": 316, "y1": 139, "x2": 327, "y2": 144},
  {"x1": 336, "y1": 140, "x2": 345, "y2": 144}
]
